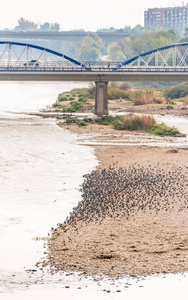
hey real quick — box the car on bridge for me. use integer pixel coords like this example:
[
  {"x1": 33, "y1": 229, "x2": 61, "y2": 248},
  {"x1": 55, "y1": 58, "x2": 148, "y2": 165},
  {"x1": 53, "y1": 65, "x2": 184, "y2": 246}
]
[{"x1": 23, "y1": 59, "x2": 40, "y2": 67}]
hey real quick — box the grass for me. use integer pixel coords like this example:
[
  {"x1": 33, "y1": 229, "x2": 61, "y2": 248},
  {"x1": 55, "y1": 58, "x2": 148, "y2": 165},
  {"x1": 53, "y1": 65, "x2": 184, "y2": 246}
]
[
  {"x1": 149, "y1": 123, "x2": 183, "y2": 136},
  {"x1": 95, "y1": 116, "x2": 120, "y2": 125}
]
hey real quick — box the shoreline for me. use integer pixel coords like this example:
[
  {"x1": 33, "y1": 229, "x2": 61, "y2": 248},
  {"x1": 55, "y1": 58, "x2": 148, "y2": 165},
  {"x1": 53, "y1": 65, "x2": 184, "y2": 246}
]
[{"x1": 40, "y1": 116, "x2": 188, "y2": 278}]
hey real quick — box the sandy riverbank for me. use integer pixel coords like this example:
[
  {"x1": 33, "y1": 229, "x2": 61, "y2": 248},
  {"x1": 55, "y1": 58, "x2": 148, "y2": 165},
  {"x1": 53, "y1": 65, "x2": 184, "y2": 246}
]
[
  {"x1": 41, "y1": 118, "x2": 188, "y2": 278},
  {"x1": 29, "y1": 98, "x2": 188, "y2": 119}
]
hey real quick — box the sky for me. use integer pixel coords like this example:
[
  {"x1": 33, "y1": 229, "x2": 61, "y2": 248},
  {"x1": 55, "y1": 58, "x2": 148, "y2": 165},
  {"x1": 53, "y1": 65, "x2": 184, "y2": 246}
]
[{"x1": 0, "y1": 0, "x2": 187, "y2": 31}]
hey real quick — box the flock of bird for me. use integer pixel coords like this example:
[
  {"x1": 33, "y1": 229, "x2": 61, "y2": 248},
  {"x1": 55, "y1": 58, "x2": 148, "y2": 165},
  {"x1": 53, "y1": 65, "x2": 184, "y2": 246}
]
[{"x1": 55, "y1": 164, "x2": 188, "y2": 233}]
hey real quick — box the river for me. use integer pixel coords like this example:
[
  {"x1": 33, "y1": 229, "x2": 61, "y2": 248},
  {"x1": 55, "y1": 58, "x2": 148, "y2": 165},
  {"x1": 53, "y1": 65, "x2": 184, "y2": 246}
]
[{"x1": 0, "y1": 82, "x2": 187, "y2": 300}]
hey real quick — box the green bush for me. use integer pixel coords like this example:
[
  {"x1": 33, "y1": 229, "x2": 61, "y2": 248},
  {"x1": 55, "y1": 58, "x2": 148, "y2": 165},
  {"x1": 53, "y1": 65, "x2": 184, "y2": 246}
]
[
  {"x1": 78, "y1": 96, "x2": 86, "y2": 102},
  {"x1": 70, "y1": 101, "x2": 82, "y2": 110},
  {"x1": 65, "y1": 118, "x2": 78, "y2": 124},
  {"x1": 83, "y1": 117, "x2": 93, "y2": 123},
  {"x1": 149, "y1": 123, "x2": 181, "y2": 136},
  {"x1": 69, "y1": 96, "x2": 75, "y2": 101},
  {"x1": 87, "y1": 94, "x2": 95, "y2": 99},
  {"x1": 70, "y1": 88, "x2": 88, "y2": 95},
  {"x1": 95, "y1": 116, "x2": 120, "y2": 125},
  {"x1": 59, "y1": 96, "x2": 69, "y2": 101},
  {"x1": 164, "y1": 82, "x2": 188, "y2": 99},
  {"x1": 52, "y1": 102, "x2": 62, "y2": 108},
  {"x1": 78, "y1": 121, "x2": 87, "y2": 127},
  {"x1": 108, "y1": 87, "x2": 123, "y2": 100}
]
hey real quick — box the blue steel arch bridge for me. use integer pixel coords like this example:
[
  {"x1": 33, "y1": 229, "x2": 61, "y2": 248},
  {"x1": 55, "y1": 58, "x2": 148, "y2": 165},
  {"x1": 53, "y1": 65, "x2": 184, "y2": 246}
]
[{"x1": 1, "y1": 41, "x2": 188, "y2": 115}]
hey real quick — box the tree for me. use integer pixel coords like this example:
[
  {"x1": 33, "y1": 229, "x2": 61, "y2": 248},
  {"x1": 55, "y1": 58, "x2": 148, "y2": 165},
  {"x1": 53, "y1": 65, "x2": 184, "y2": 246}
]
[
  {"x1": 50, "y1": 23, "x2": 60, "y2": 31},
  {"x1": 131, "y1": 25, "x2": 143, "y2": 34},
  {"x1": 40, "y1": 22, "x2": 50, "y2": 31},
  {"x1": 14, "y1": 17, "x2": 38, "y2": 31},
  {"x1": 39, "y1": 22, "x2": 60, "y2": 31},
  {"x1": 132, "y1": 30, "x2": 178, "y2": 54},
  {"x1": 107, "y1": 29, "x2": 179, "y2": 61},
  {"x1": 78, "y1": 33, "x2": 104, "y2": 61},
  {"x1": 107, "y1": 38, "x2": 133, "y2": 61}
]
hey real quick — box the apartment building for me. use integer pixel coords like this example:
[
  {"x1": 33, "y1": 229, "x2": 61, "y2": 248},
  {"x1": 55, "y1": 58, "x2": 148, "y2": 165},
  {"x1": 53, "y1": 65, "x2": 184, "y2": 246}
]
[{"x1": 144, "y1": 4, "x2": 188, "y2": 32}]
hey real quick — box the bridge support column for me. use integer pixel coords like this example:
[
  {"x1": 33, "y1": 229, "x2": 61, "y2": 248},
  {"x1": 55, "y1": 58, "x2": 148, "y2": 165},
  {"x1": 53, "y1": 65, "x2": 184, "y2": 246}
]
[{"x1": 95, "y1": 81, "x2": 108, "y2": 116}]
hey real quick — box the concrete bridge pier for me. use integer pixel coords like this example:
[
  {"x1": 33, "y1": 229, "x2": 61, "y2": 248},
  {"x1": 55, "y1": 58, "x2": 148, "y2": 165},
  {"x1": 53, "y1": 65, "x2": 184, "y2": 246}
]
[{"x1": 94, "y1": 81, "x2": 108, "y2": 116}]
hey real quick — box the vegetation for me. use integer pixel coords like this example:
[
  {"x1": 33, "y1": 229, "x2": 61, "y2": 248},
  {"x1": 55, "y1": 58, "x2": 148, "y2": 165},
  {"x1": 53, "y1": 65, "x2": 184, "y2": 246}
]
[
  {"x1": 52, "y1": 86, "x2": 95, "y2": 112},
  {"x1": 112, "y1": 115, "x2": 156, "y2": 131},
  {"x1": 108, "y1": 83, "x2": 164, "y2": 105},
  {"x1": 164, "y1": 82, "x2": 188, "y2": 99},
  {"x1": 13, "y1": 17, "x2": 60, "y2": 31},
  {"x1": 149, "y1": 123, "x2": 181, "y2": 136},
  {"x1": 78, "y1": 33, "x2": 104, "y2": 61},
  {"x1": 65, "y1": 117, "x2": 91, "y2": 127},
  {"x1": 53, "y1": 82, "x2": 188, "y2": 115},
  {"x1": 107, "y1": 29, "x2": 179, "y2": 61},
  {"x1": 2, "y1": 19, "x2": 184, "y2": 65},
  {"x1": 64, "y1": 114, "x2": 183, "y2": 137}
]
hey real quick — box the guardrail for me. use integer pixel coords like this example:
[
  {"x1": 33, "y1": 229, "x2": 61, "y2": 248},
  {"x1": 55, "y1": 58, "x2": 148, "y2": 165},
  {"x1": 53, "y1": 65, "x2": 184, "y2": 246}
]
[{"x1": 0, "y1": 65, "x2": 188, "y2": 72}]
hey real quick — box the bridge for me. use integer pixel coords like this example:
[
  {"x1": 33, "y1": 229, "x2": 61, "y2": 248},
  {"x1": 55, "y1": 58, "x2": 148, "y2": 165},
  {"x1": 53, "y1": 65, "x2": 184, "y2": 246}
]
[
  {"x1": 0, "y1": 31, "x2": 129, "y2": 47},
  {"x1": 1, "y1": 41, "x2": 188, "y2": 115}
]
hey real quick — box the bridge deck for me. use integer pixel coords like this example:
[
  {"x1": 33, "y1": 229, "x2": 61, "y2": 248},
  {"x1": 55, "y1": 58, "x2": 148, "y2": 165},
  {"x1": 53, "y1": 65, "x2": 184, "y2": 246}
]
[{"x1": 0, "y1": 69, "x2": 188, "y2": 81}]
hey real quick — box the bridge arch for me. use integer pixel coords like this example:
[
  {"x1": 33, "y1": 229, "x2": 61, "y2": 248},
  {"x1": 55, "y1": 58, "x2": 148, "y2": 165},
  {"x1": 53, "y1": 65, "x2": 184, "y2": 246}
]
[
  {"x1": 116, "y1": 42, "x2": 188, "y2": 68},
  {"x1": 0, "y1": 41, "x2": 86, "y2": 67}
]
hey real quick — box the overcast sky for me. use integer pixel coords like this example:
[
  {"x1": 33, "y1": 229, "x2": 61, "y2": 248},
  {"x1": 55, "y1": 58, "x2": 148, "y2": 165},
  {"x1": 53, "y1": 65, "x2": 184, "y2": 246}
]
[{"x1": 0, "y1": 0, "x2": 186, "y2": 31}]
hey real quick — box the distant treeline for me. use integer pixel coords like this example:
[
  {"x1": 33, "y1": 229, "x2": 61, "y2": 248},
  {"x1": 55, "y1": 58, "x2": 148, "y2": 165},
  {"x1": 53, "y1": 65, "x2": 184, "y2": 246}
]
[
  {"x1": 3, "y1": 18, "x2": 188, "y2": 64},
  {"x1": 3, "y1": 17, "x2": 60, "y2": 32}
]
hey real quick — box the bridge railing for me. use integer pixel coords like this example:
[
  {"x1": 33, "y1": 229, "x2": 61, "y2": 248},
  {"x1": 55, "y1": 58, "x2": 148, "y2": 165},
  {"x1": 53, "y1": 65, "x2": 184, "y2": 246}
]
[
  {"x1": 1, "y1": 60, "x2": 188, "y2": 72},
  {"x1": 1, "y1": 65, "x2": 188, "y2": 72}
]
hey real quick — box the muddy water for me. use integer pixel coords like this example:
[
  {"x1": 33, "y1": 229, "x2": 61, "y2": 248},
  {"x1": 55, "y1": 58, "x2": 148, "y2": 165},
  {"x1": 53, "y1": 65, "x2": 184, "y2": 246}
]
[{"x1": 0, "y1": 82, "x2": 187, "y2": 299}]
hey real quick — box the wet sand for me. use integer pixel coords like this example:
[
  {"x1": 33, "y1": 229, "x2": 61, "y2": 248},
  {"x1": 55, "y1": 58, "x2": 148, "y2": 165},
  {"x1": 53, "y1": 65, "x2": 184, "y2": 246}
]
[{"x1": 43, "y1": 119, "x2": 188, "y2": 278}]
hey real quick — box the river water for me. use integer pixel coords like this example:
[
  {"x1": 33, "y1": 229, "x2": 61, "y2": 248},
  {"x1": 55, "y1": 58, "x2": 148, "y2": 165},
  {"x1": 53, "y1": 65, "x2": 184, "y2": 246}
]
[{"x1": 0, "y1": 82, "x2": 187, "y2": 300}]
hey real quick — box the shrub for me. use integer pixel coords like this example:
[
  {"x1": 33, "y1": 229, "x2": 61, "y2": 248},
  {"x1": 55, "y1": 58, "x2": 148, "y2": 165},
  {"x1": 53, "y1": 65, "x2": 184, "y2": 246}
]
[
  {"x1": 112, "y1": 115, "x2": 156, "y2": 131},
  {"x1": 70, "y1": 87, "x2": 88, "y2": 95},
  {"x1": 78, "y1": 96, "x2": 86, "y2": 102},
  {"x1": 87, "y1": 94, "x2": 95, "y2": 100},
  {"x1": 69, "y1": 96, "x2": 75, "y2": 101},
  {"x1": 78, "y1": 121, "x2": 87, "y2": 127},
  {"x1": 95, "y1": 116, "x2": 120, "y2": 125},
  {"x1": 65, "y1": 118, "x2": 78, "y2": 124},
  {"x1": 70, "y1": 101, "x2": 82, "y2": 109},
  {"x1": 83, "y1": 117, "x2": 93, "y2": 123},
  {"x1": 164, "y1": 82, "x2": 188, "y2": 99},
  {"x1": 108, "y1": 87, "x2": 123, "y2": 100},
  {"x1": 132, "y1": 89, "x2": 157, "y2": 105},
  {"x1": 149, "y1": 123, "x2": 181, "y2": 136},
  {"x1": 52, "y1": 102, "x2": 62, "y2": 108},
  {"x1": 58, "y1": 96, "x2": 68, "y2": 101}
]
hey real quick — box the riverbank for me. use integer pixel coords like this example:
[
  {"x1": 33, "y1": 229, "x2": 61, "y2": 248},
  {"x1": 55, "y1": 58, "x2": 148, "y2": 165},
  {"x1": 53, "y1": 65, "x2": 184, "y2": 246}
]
[
  {"x1": 42, "y1": 117, "x2": 188, "y2": 278},
  {"x1": 31, "y1": 98, "x2": 188, "y2": 118}
]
